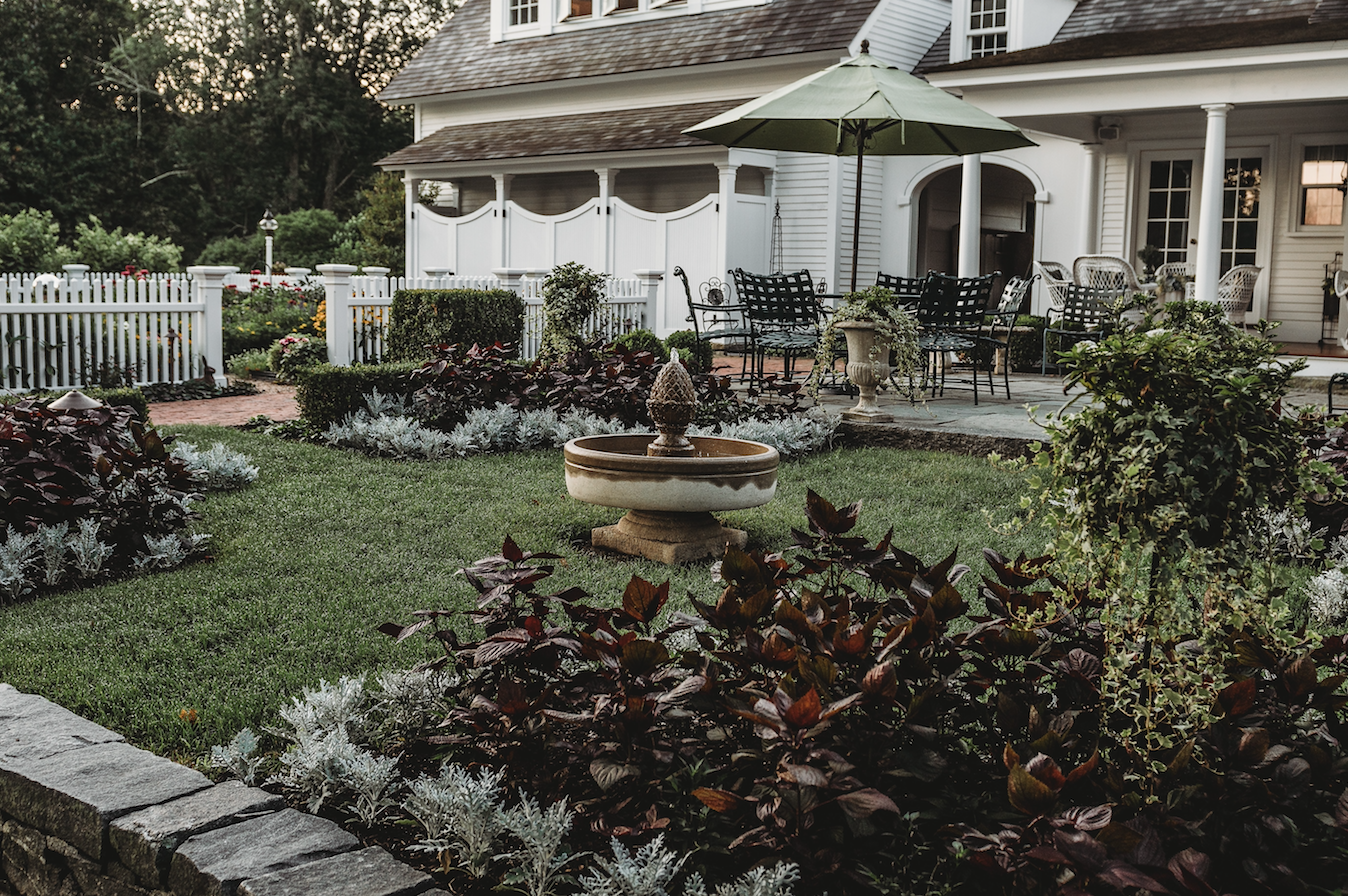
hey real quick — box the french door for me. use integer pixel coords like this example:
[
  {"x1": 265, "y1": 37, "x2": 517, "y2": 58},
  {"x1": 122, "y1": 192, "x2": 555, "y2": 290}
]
[{"x1": 1139, "y1": 150, "x2": 1264, "y2": 275}]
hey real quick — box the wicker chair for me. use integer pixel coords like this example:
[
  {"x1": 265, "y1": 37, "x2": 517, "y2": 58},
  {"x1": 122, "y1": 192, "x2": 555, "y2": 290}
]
[
  {"x1": 1073, "y1": 255, "x2": 1147, "y2": 293},
  {"x1": 1153, "y1": 261, "x2": 1195, "y2": 301},
  {"x1": 1034, "y1": 260, "x2": 1073, "y2": 317},
  {"x1": 1214, "y1": 264, "x2": 1262, "y2": 327}
]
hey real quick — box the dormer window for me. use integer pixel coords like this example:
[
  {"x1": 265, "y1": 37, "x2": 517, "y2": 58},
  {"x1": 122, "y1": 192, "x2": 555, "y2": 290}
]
[
  {"x1": 968, "y1": 0, "x2": 1008, "y2": 58},
  {"x1": 510, "y1": 0, "x2": 539, "y2": 25}
]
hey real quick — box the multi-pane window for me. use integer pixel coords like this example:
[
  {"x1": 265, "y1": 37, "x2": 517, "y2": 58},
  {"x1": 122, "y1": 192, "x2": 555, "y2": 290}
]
[
  {"x1": 567, "y1": 0, "x2": 592, "y2": 15},
  {"x1": 1301, "y1": 144, "x2": 1347, "y2": 227},
  {"x1": 509, "y1": 0, "x2": 538, "y2": 25},
  {"x1": 1145, "y1": 160, "x2": 1193, "y2": 267},
  {"x1": 1221, "y1": 157, "x2": 1261, "y2": 274},
  {"x1": 608, "y1": 0, "x2": 639, "y2": 11},
  {"x1": 969, "y1": 0, "x2": 1008, "y2": 58}
]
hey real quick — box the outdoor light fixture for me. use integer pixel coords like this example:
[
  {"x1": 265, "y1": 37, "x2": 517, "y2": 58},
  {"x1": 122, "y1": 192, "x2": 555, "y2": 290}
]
[{"x1": 259, "y1": 208, "x2": 278, "y2": 285}]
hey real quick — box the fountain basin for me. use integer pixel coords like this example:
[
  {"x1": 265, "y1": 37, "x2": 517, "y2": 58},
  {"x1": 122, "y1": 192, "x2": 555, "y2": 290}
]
[{"x1": 564, "y1": 434, "x2": 779, "y2": 563}]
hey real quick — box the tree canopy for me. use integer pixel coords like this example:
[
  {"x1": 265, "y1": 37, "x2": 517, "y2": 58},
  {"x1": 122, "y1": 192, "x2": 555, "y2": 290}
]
[{"x1": 0, "y1": 0, "x2": 455, "y2": 262}]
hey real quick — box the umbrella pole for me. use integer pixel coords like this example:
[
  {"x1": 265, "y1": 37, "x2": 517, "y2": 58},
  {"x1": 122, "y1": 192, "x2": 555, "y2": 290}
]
[{"x1": 850, "y1": 130, "x2": 865, "y2": 294}]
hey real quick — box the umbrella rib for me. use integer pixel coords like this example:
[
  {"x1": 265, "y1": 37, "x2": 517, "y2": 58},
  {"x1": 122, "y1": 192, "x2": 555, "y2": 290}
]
[{"x1": 930, "y1": 125, "x2": 962, "y2": 155}]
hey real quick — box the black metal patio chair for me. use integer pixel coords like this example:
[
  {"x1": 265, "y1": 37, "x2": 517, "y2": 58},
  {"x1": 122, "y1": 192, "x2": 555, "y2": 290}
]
[
  {"x1": 673, "y1": 265, "x2": 754, "y2": 379},
  {"x1": 1041, "y1": 283, "x2": 1120, "y2": 374},
  {"x1": 730, "y1": 268, "x2": 824, "y2": 383},
  {"x1": 913, "y1": 271, "x2": 997, "y2": 404}
]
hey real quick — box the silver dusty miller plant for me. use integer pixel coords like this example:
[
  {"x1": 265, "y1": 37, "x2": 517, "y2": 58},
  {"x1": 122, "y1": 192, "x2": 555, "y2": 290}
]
[
  {"x1": 404, "y1": 763, "x2": 508, "y2": 878},
  {"x1": 208, "y1": 727, "x2": 265, "y2": 786},
  {"x1": 171, "y1": 441, "x2": 260, "y2": 491}
]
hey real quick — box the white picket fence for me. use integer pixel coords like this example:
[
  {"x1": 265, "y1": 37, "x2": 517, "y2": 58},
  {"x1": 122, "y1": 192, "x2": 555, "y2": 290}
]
[
  {"x1": 318, "y1": 266, "x2": 661, "y2": 365},
  {"x1": 0, "y1": 264, "x2": 667, "y2": 393},
  {"x1": 0, "y1": 270, "x2": 221, "y2": 392}
]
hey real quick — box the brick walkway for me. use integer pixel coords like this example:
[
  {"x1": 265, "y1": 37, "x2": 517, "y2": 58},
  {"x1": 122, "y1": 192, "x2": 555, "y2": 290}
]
[{"x1": 147, "y1": 380, "x2": 299, "y2": 427}]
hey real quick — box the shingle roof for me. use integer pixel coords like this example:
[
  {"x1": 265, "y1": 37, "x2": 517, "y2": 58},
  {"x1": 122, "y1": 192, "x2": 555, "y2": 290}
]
[
  {"x1": 926, "y1": 1, "x2": 1348, "y2": 74},
  {"x1": 912, "y1": 24, "x2": 950, "y2": 74},
  {"x1": 1053, "y1": 0, "x2": 1320, "y2": 42},
  {"x1": 377, "y1": 100, "x2": 741, "y2": 168},
  {"x1": 380, "y1": 0, "x2": 878, "y2": 103}
]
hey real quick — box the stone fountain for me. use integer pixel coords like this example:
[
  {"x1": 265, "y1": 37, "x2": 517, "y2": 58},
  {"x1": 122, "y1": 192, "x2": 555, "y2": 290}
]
[{"x1": 563, "y1": 350, "x2": 780, "y2": 564}]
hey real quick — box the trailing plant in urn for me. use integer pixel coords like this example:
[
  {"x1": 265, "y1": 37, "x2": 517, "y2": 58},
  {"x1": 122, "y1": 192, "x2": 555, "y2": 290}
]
[
  {"x1": 809, "y1": 285, "x2": 919, "y2": 392},
  {"x1": 539, "y1": 261, "x2": 608, "y2": 361}
]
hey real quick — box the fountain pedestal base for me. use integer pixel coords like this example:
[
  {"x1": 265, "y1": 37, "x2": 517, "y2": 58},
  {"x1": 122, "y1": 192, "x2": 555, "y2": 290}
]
[{"x1": 592, "y1": 509, "x2": 747, "y2": 564}]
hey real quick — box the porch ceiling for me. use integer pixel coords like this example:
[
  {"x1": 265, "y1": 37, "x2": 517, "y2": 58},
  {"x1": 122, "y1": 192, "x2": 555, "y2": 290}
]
[
  {"x1": 377, "y1": 101, "x2": 743, "y2": 169},
  {"x1": 1009, "y1": 98, "x2": 1348, "y2": 144}
]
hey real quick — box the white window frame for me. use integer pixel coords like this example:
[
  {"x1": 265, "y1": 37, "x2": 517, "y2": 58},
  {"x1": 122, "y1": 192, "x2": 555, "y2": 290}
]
[
  {"x1": 507, "y1": 0, "x2": 539, "y2": 27},
  {"x1": 1293, "y1": 138, "x2": 1348, "y2": 233},
  {"x1": 967, "y1": 0, "x2": 1009, "y2": 59}
]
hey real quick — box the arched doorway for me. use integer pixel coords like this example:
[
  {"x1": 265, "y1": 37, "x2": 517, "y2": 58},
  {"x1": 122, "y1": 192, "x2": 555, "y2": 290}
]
[{"x1": 915, "y1": 163, "x2": 1037, "y2": 307}]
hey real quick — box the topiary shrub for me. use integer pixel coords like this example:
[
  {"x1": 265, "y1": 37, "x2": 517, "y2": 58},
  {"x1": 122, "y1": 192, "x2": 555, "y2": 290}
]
[
  {"x1": 386, "y1": 290, "x2": 525, "y2": 362},
  {"x1": 294, "y1": 361, "x2": 422, "y2": 430},
  {"x1": 539, "y1": 262, "x2": 608, "y2": 361},
  {"x1": 267, "y1": 334, "x2": 328, "y2": 383},
  {"x1": 612, "y1": 328, "x2": 669, "y2": 363},
  {"x1": 663, "y1": 330, "x2": 713, "y2": 374}
]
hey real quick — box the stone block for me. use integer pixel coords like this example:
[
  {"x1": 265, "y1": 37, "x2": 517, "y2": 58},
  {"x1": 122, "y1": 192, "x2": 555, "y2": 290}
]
[
  {"x1": 237, "y1": 847, "x2": 435, "y2": 896},
  {"x1": 1, "y1": 817, "x2": 60, "y2": 896},
  {"x1": 0, "y1": 687, "x2": 123, "y2": 764},
  {"x1": 168, "y1": 809, "x2": 359, "y2": 896},
  {"x1": 111, "y1": 782, "x2": 285, "y2": 889},
  {"x1": 0, "y1": 741, "x2": 211, "y2": 861}
]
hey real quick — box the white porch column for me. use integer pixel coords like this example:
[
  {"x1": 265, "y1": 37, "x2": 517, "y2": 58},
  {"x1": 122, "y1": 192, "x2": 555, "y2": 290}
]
[
  {"x1": 958, "y1": 154, "x2": 982, "y2": 277},
  {"x1": 403, "y1": 176, "x2": 415, "y2": 279},
  {"x1": 493, "y1": 173, "x2": 514, "y2": 272},
  {"x1": 186, "y1": 265, "x2": 236, "y2": 386},
  {"x1": 1079, "y1": 144, "x2": 1104, "y2": 256},
  {"x1": 596, "y1": 168, "x2": 619, "y2": 274},
  {"x1": 318, "y1": 264, "x2": 358, "y2": 367},
  {"x1": 1194, "y1": 104, "x2": 1233, "y2": 304},
  {"x1": 716, "y1": 163, "x2": 739, "y2": 279}
]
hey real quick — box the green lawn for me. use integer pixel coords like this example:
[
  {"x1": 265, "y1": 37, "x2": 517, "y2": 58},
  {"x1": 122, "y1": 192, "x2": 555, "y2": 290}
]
[{"x1": 0, "y1": 426, "x2": 1048, "y2": 761}]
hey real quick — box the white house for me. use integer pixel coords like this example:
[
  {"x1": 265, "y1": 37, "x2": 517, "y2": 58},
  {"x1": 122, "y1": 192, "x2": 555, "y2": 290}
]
[{"x1": 378, "y1": 0, "x2": 1348, "y2": 340}]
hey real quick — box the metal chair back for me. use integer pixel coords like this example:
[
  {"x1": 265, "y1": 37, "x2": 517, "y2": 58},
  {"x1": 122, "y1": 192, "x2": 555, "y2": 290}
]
[{"x1": 875, "y1": 272, "x2": 927, "y2": 305}]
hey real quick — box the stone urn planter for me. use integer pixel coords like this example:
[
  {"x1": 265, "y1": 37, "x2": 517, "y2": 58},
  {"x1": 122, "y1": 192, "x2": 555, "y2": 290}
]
[{"x1": 836, "y1": 320, "x2": 893, "y2": 422}]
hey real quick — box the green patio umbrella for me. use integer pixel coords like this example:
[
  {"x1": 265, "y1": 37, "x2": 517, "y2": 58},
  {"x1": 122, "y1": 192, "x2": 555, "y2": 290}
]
[{"x1": 685, "y1": 41, "x2": 1036, "y2": 292}]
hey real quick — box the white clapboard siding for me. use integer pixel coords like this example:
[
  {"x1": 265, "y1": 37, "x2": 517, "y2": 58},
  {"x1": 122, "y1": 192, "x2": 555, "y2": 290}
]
[
  {"x1": 774, "y1": 153, "x2": 838, "y2": 285},
  {"x1": 1098, "y1": 151, "x2": 1130, "y2": 258},
  {"x1": 860, "y1": 0, "x2": 952, "y2": 71}
]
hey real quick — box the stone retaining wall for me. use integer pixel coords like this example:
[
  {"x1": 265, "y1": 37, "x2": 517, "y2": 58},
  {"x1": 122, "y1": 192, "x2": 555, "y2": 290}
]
[{"x1": 0, "y1": 684, "x2": 446, "y2": 896}]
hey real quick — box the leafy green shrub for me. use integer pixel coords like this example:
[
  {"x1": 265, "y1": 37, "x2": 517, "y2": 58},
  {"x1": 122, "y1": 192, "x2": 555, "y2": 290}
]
[
  {"x1": 663, "y1": 330, "x2": 712, "y2": 374},
  {"x1": 267, "y1": 334, "x2": 328, "y2": 383},
  {"x1": 196, "y1": 209, "x2": 342, "y2": 271},
  {"x1": 0, "y1": 209, "x2": 60, "y2": 271},
  {"x1": 51, "y1": 216, "x2": 183, "y2": 271},
  {"x1": 0, "y1": 400, "x2": 205, "y2": 601},
  {"x1": 539, "y1": 261, "x2": 608, "y2": 360},
  {"x1": 612, "y1": 328, "x2": 669, "y2": 362},
  {"x1": 294, "y1": 361, "x2": 422, "y2": 430},
  {"x1": 386, "y1": 289, "x2": 525, "y2": 362},
  {"x1": 227, "y1": 349, "x2": 272, "y2": 379}
]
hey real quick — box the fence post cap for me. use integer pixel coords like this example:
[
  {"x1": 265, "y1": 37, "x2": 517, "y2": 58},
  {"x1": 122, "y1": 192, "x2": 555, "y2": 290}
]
[
  {"x1": 185, "y1": 265, "x2": 240, "y2": 277},
  {"x1": 632, "y1": 269, "x2": 665, "y2": 280},
  {"x1": 317, "y1": 264, "x2": 360, "y2": 275},
  {"x1": 360, "y1": 266, "x2": 391, "y2": 275},
  {"x1": 422, "y1": 267, "x2": 455, "y2": 276},
  {"x1": 283, "y1": 267, "x2": 312, "y2": 276}
]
